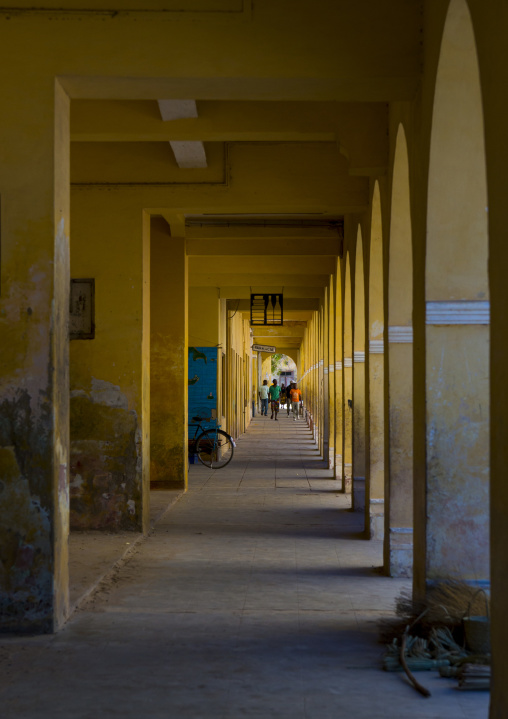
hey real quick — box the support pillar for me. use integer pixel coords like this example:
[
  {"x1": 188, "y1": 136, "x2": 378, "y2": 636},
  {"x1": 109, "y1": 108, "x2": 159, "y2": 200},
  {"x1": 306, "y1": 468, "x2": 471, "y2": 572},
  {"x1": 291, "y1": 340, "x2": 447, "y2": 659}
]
[
  {"x1": 0, "y1": 80, "x2": 70, "y2": 632},
  {"x1": 327, "y1": 275, "x2": 336, "y2": 471},
  {"x1": 366, "y1": 339, "x2": 385, "y2": 539},
  {"x1": 418, "y1": 306, "x2": 489, "y2": 586},
  {"x1": 353, "y1": 353, "x2": 366, "y2": 512},
  {"x1": 322, "y1": 294, "x2": 329, "y2": 462},
  {"x1": 384, "y1": 327, "x2": 413, "y2": 576},
  {"x1": 150, "y1": 219, "x2": 188, "y2": 490},
  {"x1": 334, "y1": 262, "x2": 344, "y2": 479}
]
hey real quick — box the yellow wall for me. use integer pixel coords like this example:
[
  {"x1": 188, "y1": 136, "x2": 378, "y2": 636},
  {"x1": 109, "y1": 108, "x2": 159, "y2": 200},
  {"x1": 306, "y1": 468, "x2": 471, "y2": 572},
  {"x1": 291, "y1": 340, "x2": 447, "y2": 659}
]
[{"x1": 69, "y1": 192, "x2": 150, "y2": 531}]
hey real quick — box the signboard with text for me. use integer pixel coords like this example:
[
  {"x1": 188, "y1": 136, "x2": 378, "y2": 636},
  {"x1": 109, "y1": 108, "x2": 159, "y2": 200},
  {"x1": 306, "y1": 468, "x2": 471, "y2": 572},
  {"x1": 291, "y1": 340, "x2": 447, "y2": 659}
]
[{"x1": 252, "y1": 344, "x2": 276, "y2": 354}]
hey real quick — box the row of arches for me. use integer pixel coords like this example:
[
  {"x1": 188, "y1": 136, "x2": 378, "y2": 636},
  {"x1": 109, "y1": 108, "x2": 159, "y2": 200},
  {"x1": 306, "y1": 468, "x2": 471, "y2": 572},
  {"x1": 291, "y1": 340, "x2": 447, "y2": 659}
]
[{"x1": 300, "y1": 0, "x2": 489, "y2": 591}]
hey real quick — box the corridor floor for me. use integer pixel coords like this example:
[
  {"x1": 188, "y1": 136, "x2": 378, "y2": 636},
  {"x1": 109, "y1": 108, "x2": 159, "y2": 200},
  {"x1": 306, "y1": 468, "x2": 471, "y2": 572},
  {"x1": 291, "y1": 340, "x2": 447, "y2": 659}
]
[{"x1": 0, "y1": 414, "x2": 489, "y2": 718}]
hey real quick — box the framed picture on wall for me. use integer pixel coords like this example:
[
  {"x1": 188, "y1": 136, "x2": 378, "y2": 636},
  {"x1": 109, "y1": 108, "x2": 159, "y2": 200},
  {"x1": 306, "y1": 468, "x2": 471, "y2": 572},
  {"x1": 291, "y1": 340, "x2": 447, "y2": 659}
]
[{"x1": 69, "y1": 278, "x2": 95, "y2": 340}]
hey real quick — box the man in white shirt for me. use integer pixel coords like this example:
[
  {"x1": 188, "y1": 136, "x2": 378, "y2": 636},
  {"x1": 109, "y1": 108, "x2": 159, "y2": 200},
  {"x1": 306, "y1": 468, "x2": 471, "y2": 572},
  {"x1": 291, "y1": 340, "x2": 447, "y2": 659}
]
[{"x1": 258, "y1": 379, "x2": 269, "y2": 416}]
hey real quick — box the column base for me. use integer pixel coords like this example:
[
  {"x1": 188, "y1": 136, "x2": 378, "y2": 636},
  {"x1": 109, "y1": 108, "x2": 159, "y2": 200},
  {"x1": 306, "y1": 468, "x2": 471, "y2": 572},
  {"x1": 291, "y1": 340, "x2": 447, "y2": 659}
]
[
  {"x1": 388, "y1": 527, "x2": 413, "y2": 577},
  {"x1": 151, "y1": 479, "x2": 186, "y2": 490},
  {"x1": 369, "y1": 499, "x2": 384, "y2": 540},
  {"x1": 344, "y1": 463, "x2": 352, "y2": 494},
  {"x1": 353, "y1": 476, "x2": 365, "y2": 512}
]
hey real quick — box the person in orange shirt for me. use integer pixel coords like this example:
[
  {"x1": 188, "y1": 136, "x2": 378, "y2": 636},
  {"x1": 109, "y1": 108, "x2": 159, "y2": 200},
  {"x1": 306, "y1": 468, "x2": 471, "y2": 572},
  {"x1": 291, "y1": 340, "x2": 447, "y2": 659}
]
[{"x1": 289, "y1": 384, "x2": 302, "y2": 421}]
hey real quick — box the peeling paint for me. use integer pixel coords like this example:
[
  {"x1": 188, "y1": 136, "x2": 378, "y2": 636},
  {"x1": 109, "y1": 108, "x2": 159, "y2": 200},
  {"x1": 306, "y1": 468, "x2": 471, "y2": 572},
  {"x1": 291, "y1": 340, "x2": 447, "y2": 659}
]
[{"x1": 69, "y1": 381, "x2": 141, "y2": 531}]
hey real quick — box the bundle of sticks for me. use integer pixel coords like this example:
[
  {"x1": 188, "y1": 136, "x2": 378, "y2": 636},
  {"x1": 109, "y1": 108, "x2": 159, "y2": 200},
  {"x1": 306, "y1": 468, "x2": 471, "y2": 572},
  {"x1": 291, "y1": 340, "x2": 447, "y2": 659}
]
[{"x1": 458, "y1": 664, "x2": 491, "y2": 691}]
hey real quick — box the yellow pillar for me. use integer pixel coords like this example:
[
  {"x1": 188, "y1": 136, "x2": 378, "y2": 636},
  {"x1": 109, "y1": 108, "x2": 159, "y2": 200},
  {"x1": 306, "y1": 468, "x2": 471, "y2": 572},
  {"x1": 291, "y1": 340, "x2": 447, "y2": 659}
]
[
  {"x1": 334, "y1": 259, "x2": 344, "y2": 480},
  {"x1": 343, "y1": 255, "x2": 353, "y2": 493},
  {"x1": 353, "y1": 229, "x2": 366, "y2": 513},
  {"x1": 0, "y1": 80, "x2": 70, "y2": 632},
  {"x1": 150, "y1": 219, "x2": 188, "y2": 490},
  {"x1": 322, "y1": 296, "x2": 329, "y2": 461},
  {"x1": 366, "y1": 183, "x2": 385, "y2": 540},
  {"x1": 416, "y1": 1, "x2": 489, "y2": 592},
  {"x1": 327, "y1": 274, "x2": 336, "y2": 471},
  {"x1": 384, "y1": 124, "x2": 413, "y2": 577}
]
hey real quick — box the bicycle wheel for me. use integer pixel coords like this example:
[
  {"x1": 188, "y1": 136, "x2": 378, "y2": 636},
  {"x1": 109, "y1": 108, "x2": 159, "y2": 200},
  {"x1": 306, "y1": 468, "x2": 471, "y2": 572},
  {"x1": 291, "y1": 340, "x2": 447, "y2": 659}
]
[{"x1": 196, "y1": 429, "x2": 234, "y2": 469}]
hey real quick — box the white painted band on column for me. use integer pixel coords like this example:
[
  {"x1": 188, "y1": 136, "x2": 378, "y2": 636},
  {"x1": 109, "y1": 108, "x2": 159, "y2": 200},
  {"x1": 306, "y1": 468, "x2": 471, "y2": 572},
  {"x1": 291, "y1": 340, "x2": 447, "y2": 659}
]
[
  {"x1": 370, "y1": 498, "x2": 385, "y2": 504},
  {"x1": 390, "y1": 527, "x2": 413, "y2": 534},
  {"x1": 369, "y1": 340, "x2": 384, "y2": 354},
  {"x1": 319, "y1": 359, "x2": 324, "y2": 367},
  {"x1": 388, "y1": 326, "x2": 413, "y2": 343},
  {"x1": 343, "y1": 357, "x2": 353, "y2": 368},
  {"x1": 328, "y1": 364, "x2": 334, "y2": 373},
  {"x1": 354, "y1": 351, "x2": 365, "y2": 363},
  {"x1": 324, "y1": 367, "x2": 329, "y2": 375},
  {"x1": 335, "y1": 361, "x2": 343, "y2": 371},
  {"x1": 426, "y1": 300, "x2": 490, "y2": 325}
]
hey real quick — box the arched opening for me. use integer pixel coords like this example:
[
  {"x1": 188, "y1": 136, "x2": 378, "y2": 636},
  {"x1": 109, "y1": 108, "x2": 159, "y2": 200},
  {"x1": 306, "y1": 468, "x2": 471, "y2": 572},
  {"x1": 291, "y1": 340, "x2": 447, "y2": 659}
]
[
  {"x1": 421, "y1": 0, "x2": 489, "y2": 591},
  {"x1": 385, "y1": 123, "x2": 414, "y2": 577},
  {"x1": 343, "y1": 252, "x2": 353, "y2": 493},
  {"x1": 353, "y1": 226, "x2": 366, "y2": 513},
  {"x1": 367, "y1": 181, "x2": 385, "y2": 540}
]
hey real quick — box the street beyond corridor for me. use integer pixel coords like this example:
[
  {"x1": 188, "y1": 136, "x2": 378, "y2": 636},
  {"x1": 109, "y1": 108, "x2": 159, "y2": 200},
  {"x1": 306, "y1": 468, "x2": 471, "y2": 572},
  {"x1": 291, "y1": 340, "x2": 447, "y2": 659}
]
[{"x1": 0, "y1": 414, "x2": 488, "y2": 718}]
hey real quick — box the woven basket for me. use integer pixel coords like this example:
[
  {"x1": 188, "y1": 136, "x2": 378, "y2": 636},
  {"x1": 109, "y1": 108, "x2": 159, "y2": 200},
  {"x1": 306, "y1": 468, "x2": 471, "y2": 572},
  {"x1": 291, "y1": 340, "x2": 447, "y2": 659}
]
[{"x1": 463, "y1": 588, "x2": 490, "y2": 654}]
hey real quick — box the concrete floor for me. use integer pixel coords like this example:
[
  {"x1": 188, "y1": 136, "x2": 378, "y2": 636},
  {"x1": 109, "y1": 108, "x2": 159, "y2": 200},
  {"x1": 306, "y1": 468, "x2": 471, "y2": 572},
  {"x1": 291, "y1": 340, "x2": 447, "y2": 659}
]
[{"x1": 0, "y1": 414, "x2": 489, "y2": 718}]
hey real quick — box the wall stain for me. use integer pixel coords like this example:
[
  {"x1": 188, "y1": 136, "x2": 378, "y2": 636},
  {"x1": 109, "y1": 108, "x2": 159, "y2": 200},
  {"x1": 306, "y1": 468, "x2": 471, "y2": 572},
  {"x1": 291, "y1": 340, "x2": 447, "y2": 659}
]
[
  {"x1": 0, "y1": 389, "x2": 53, "y2": 632},
  {"x1": 69, "y1": 381, "x2": 141, "y2": 531}
]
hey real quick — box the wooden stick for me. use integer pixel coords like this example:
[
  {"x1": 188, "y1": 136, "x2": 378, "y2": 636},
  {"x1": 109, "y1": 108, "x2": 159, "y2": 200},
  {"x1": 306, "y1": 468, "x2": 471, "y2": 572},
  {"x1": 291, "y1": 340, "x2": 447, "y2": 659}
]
[{"x1": 400, "y1": 632, "x2": 431, "y2": 697}]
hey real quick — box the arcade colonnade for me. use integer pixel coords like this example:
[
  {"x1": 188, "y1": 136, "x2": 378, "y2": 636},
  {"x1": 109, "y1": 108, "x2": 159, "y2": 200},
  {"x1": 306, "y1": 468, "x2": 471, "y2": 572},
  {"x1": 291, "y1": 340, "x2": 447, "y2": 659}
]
[{"x1": 0, "y1": 1, "x2": 508, "y2": 716}]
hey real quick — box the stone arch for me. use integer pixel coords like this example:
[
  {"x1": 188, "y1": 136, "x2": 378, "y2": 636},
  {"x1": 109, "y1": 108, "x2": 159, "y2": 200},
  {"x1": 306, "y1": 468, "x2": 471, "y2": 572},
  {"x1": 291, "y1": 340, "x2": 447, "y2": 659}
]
[
  {"x1": 385, "y1": 123, "x2": 414, "y2": 576},
  {"x1": 420, "y1": 0, "x2": 489, "y2": 591}
]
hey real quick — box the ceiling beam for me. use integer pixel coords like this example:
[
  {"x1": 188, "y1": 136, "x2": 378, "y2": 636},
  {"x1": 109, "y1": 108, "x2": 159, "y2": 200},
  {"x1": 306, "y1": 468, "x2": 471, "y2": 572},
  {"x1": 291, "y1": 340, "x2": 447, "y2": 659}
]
[
  {"x1": 188, "y1": 256, "x2": 335, "y2": 275},
  {"x1": 71, "y1": 100, "x2": 388, "y2": 173},
  {"x1": 186, "y1": 237, "x2": 341, "y2": 257},
  {"x1": 189, "y1": 273, "x2": 329, "y2": 287},
  {"x1": 218, "y1": 287, "x2": 324, "y2": 299}
]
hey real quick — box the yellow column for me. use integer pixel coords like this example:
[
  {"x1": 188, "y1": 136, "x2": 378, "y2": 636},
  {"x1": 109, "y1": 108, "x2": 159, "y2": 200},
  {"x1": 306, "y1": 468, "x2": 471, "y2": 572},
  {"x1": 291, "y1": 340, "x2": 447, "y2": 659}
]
[
  {"x1": 416, "y1": 2, "x2": 489, "y2": 595},
  {"x1": 314, "y1": 313, "x2": 319, "y2": 443},
  {"x1": 366, "y1": 183, "x2": 385, "y2": 540},
  {"x1": 0, "y1": 80, "x2": 70, "y2": 632},
  {"x1": 343, "y1": 255, "x2": 353, "y2": 493},
  {"x1": 353, "y1": 229, "x2": 367, "y2": 513},
  {"x1": 334, "y1": 261, "x2": 344, "y2": 480},
  {"x1": 322, "y1": 296, "x2": 329, "y2": 461},
  {"x1": 384, "y1": 124, "x2": 413, "y2": 577},
  {"x1": 150, "y1": 219, "x2": 188, "y2": 490},
  {"x1": 327, "y1": 274, "x2": 336, "y2": 471}
]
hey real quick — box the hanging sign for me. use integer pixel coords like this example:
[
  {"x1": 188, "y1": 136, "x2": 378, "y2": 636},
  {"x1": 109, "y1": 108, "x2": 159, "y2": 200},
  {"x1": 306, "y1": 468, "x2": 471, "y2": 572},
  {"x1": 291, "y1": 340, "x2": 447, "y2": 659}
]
[
  {"x1": 250, "y1": 293, "x2": 283, "y2": 326},
  {"x1": 253, "y1": 344, "x2": 276, "y2": 353}
]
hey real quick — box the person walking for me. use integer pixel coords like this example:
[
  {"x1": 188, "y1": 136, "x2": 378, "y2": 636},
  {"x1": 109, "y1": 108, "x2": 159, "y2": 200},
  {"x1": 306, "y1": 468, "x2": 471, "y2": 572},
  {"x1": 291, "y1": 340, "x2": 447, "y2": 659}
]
[
  {"x1": 280, "y1": 384, "x2": 287, "y2": 408},
  {"x1": 258, "y1": 379, "x2": 269, "y2": 416},
  {"x1": 289, "y1": 383, "x2": 302, "y2": 421},
  {"x1": 268, "y1": 379, "x2": 281, "y2": 420},
  {"x1": 286, "y1": 382, "x2": 294, "y2": 416}
]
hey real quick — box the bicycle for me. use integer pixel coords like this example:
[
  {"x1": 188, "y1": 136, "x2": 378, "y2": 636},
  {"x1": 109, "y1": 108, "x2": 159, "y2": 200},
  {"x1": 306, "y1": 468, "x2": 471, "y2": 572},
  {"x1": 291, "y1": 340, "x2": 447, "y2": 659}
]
[{"x1": 188, "y1": 415, "x2": 235, "y2": 469}]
